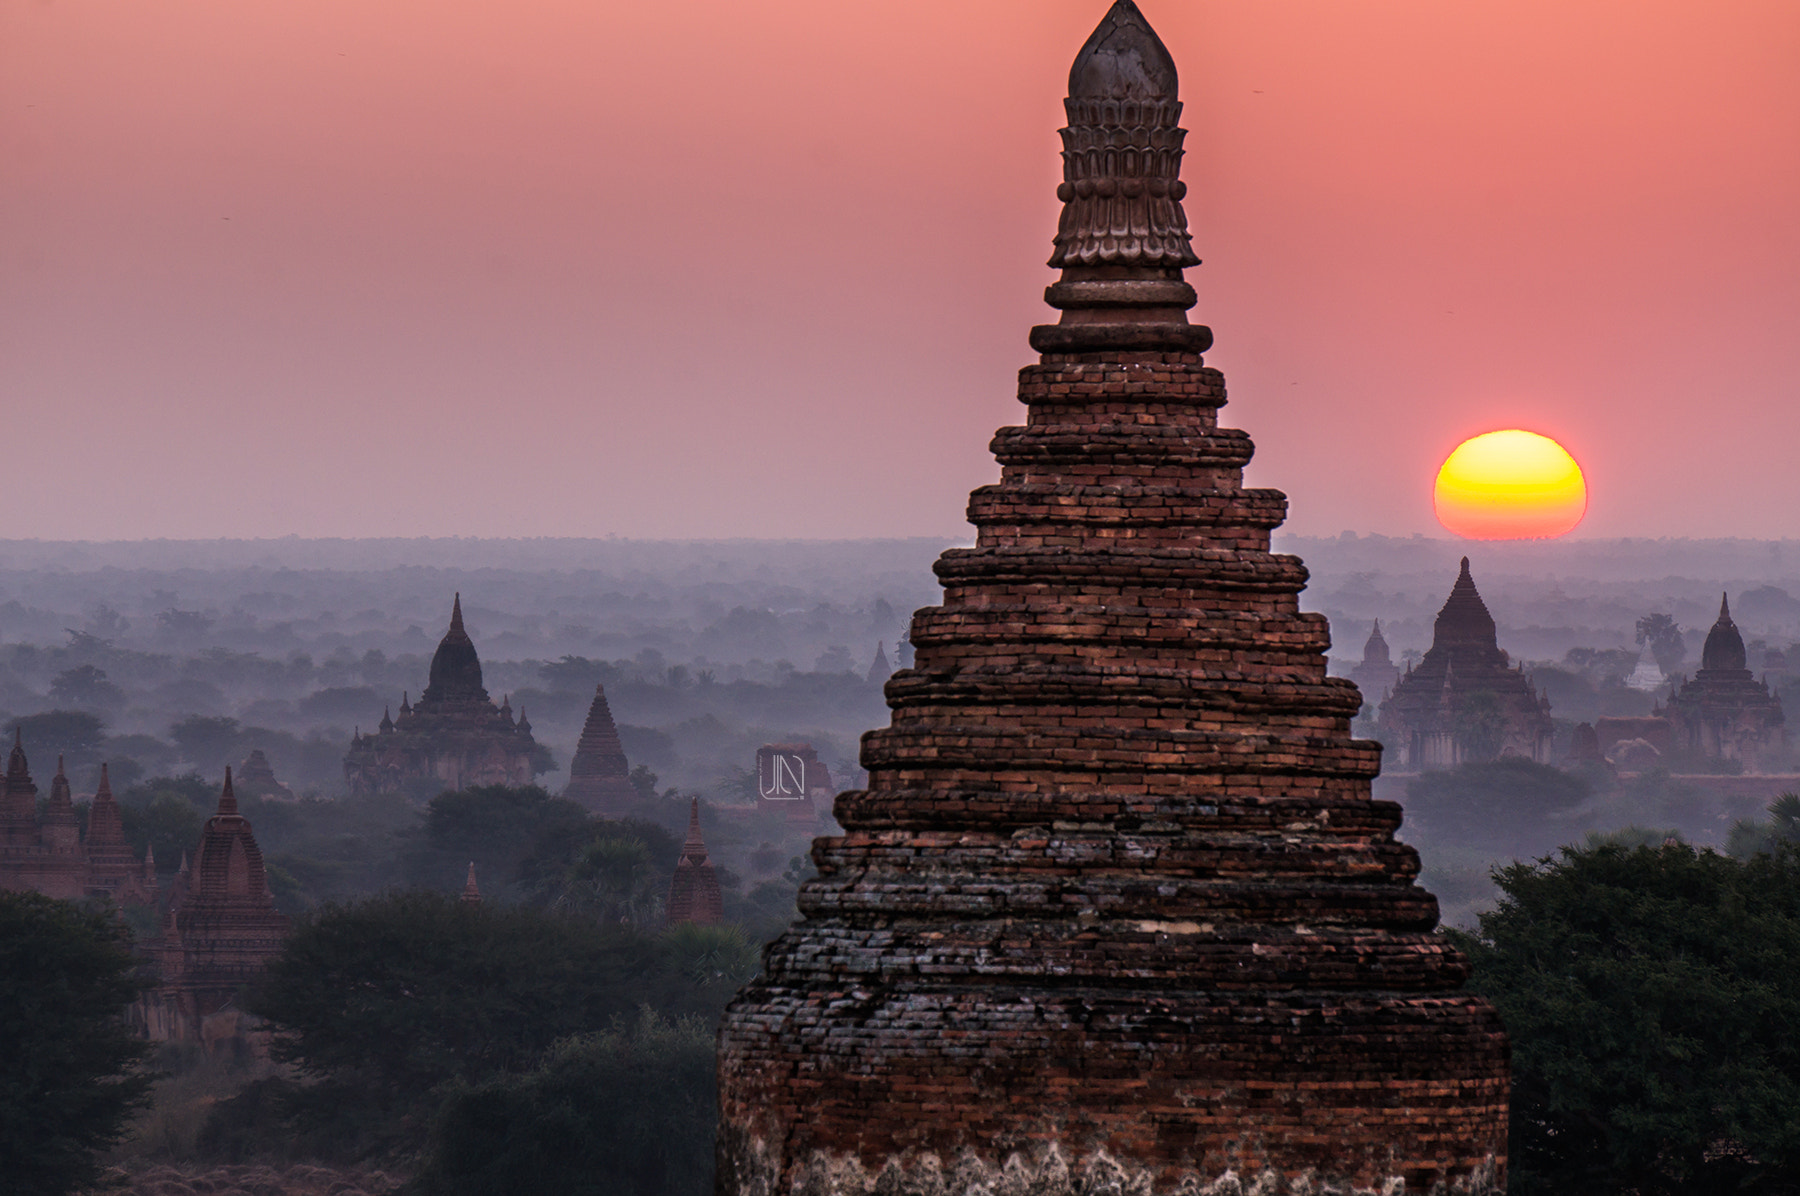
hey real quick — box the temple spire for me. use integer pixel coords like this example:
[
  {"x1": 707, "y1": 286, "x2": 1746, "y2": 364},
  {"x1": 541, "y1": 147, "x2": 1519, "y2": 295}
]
[
  {"x1": 1035, "y1": 0, "x2": 1208, "y2": 355},
  {"x1": 682, "y1": 797, "x2": 708, "y2": 862},
  {"x1": 1701, "y1": 590, "x2": 1748, "y2": 673},
  {"x1": 461, "y1": 861, "x2": 483, "y2": 904},
  {"x1": 667, "y1": 798, "x2": 723, "y2": 925},
  {"x1": 217, "y1": 767, "x2": 238, "y2": 816}
]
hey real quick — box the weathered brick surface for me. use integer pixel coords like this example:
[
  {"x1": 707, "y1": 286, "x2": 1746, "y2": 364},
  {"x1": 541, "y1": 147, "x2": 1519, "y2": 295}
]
[
  {"x1": 717, "y1": 5, "x2": 1506, "y2": 1193},
  {"x1": 717, "y1": 344, "x2": 1510, "y2": 1195}
]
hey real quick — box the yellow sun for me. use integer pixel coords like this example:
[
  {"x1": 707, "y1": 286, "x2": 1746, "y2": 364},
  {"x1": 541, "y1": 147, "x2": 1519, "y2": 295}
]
[{"x1": 1433, "y1": 429, "x2": 1587, "y2": 540}]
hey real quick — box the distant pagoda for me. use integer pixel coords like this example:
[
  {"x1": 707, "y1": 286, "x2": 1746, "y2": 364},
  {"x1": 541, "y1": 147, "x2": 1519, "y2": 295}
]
[
  {"x1": 140, "y1": 768, "x2": 289, "y2": 1040},
  {"x1": 1377, "y1": 558, "x2": 1554, "y2": 769},
  {"x1": 1348, "y1": 618, "x2": 1401, "y2": 708},
  {"x1": 716, "y1": 4, "x2": 1508, "y2": 1192},
  {"x1": 666, "y1": 798, "x2": 723, "y2": 925},
  {"x1": 561, "y1": 683, "x2": 640, "y2": 811},
  {"x1": 343, "y1": 595, "x2": 543, "y2": 796},
  {"x1": 1662, "y1": 594, "x2": 1785, "y2": 768},
  {"x1": 0, "y1": 740, "x2": 154, "y2": 904}
]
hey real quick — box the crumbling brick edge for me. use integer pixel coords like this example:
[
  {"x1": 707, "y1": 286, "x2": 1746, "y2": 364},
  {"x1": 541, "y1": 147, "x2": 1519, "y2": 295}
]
[{"x1": 723, "y1": 1136, "x2": 1501, "y2": 1196}]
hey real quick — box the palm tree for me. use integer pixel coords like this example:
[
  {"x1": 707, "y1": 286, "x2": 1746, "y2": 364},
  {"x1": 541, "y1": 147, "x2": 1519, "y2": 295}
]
[{"x1": 554, "y1": 836, "x2": 663, "y2": 928}]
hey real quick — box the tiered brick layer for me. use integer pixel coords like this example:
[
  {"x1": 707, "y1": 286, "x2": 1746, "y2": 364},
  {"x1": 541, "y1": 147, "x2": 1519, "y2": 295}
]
[{"x1": 718, "y1": 353, "x2": 1507, "y2": 1195}]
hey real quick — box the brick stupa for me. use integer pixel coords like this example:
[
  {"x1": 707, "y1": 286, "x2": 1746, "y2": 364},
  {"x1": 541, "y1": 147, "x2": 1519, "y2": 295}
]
[
  {"x1": 666, "y1": 798, "x2": 723, "y2": 925},
  {"x1": 716, "y1": 5, "x2": 1509, "y2": 1193},
  {"x1": 561, "y1": 683, "x2": 640, "y2": 811},
  {"x1": 141, "y1": 768, "x2": 290, "y2": 1039}
]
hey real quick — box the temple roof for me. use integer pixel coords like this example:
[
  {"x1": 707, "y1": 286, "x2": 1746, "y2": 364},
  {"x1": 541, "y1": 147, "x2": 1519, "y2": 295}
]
[
  {"x1": 87, "y1": 763, "x2": 127, "y2": 848},
  {"x1": 1362, "y1": 619, "x2": 1391, "y2": 665},
  {"x1": 5, "y1": 730, "x2": 33, "y2": 796},
  {"x1": 1700, "y1": 592, "x2": 1748, "y2": 674},
  {"x1": 189, "y1": 768, "x2": 272, "y2": 903},
  {"x1": 1431, "y1": 558, "x2": 1498, "y2": 650},
  {"x1": 43, "y1": 755, "x2": 77, "y2": 826},
  {"x1": 679, "y1": 797, "x2": 710, "y2": 866},
  {"x1": 423, "y1": 593, "x2": 488, "y2": 703}
]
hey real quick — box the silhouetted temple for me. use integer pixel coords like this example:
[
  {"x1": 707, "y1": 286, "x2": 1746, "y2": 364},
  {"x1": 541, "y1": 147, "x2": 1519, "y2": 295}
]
[
  {"x1": 666, "y1": 798, "x2": 723, "y2": 925},
  {"x1": 0, "y1": 741, "x2": 155, "y2": 904},
  {"x1": 140, "y1": 769, "x2": 289, "y2": 1041},
  {"x1": 866, "y1": 642, "x2": 892, "y2": 684},
  {"x1": 561, "y1": 683, "x2": 639, "y2": 811},
  {"x1": 717, "y1": 5, "x2": 1508, "y2": 1192},
  {"x1": 1348, "y1": 618, "x2": 1401, "y2": 708},
  {"x1": 342, "y1": 595, "x2": 543, "y2": 796},
  {"x1": 1378, "y1": 558, "x2": 1554, "y2": 769},
  {"x1": 235, "y1": 748, "x2": 295, "y2": 801},
  {"x1": 1662, "y1": 594, "x2": 1785, "y2": 768}
]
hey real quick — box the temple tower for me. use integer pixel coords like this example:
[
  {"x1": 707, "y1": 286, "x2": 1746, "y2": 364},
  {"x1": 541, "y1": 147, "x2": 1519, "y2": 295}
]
[
  {"x1": 143, "y1": 768, "x2": 290, "y2": 1037},
  {"x1": 666, "y1": 798, "x2": 723, "y2": 925},
  {"x1": 1349, "y1": 618, "x2": 1402, "y2": 709},
  {"x1": 342, "y1": 595, "x2": 542, "y2": 796},
  {"x1": 84, "y1": 763, "x2": 155, "y2": 904},
  {"x1": 716, "y1": 5, "x2": 1508, "y2": 1193},
  {"x1": 41, "y1": 757, "x2": 81, "y2": 852},
  {"x1": 1377, "y1": 559, "x2": 1553, "y2": 769},
  {"x1": 1663, "y1": 594, "x2": 1785, "y2": 768},
  {"x1": 562, "y1": 683, "x2": 640, "y2": 810},
  {"x1": 0, "y1": 732, "x2": 38, "y2": 846}
]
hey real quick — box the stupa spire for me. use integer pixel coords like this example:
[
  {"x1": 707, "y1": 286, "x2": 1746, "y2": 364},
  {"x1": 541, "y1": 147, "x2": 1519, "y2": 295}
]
[
  {"x1": 666, "y1": 798, "x2": 723, "y2": 925},
  {"x1": 461, "y1": 861, "x2": 482, "y2": 904},
  {"x1": 1036, "y1": 0, "x2": 1208, "y2": 355},
  {"x1": 561, "y1": 683, "x2": 638, "y2": 811},
  {"x1": 1701, "y1": 590, "x2": 1748, "y2": 673},
  {"x1": 217, "y1": 766, "x2": 238, "y2": 816},
  {"x1": 89, "y1": 762, "x2": 126, "y2": 848}
]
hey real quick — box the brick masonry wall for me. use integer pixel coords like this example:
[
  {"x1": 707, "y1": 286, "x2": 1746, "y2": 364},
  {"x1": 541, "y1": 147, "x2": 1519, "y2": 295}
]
[{"x1": 717, "y1": 351, "x2": 1509, "y2": 1196}]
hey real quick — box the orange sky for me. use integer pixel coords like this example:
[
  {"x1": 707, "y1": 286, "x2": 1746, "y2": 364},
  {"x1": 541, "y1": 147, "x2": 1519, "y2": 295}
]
[{"x1": 3, "y1": 0, "x2": 1798, "y2": 540}]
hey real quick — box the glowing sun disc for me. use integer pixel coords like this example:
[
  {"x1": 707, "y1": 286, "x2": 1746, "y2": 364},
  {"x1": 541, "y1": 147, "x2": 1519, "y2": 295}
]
[{"x1": 1434, "y1": 429, "x2": 1587, "y2": 540}]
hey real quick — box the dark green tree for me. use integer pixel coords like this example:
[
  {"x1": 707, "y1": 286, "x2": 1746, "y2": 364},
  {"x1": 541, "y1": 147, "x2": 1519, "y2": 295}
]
[
  {"x1": 1452, "y1": 843, "x2": 1800, "y2": 1194},
  {"x1": 1451, "y1": 688, "x2": 1507, "y2": 762},
  {"x1": 1636, "y1": 612, "x2": 1687, "y2": 674},
  {"x1": 168, "y1": 714, "x2": 241, "y2": 772},
  {"x1": 405, "y1": 784, "x2": 592, "y2": 896},
  {"x1": 4, "y1": 710, "x2": 107, "y2": 769},
  {"x1": 240, "y1": 890, "x2": 728, "y2": 1158},
  {"x1": 1401, "y1": 758, "x2": 1590, "y2": 858},
  {"x1": 1728, "y1": 793, "x2": 1800, "y2": 860},
  {"x1": 412, "y1": 1011, "x2": 717, "y2": 1196},
  {"x1": 118, "y1": 776, "x2": 214, "y2": 871},
  {"x1": 551, "y1": 836, "x2": 664, "y2": 927},
  {"x1": 48, "y1": 665, "x2": 125, "y2": 711},
  {"x1": 0, "y1": 891, "x2": 154, "y2": 1196}
]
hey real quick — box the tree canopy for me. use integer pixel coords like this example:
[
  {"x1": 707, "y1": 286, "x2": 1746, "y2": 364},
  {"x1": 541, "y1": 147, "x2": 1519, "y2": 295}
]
[
  {"x1": 412, "y1": 1012, "x2": 717, "y2": 1196},
  {"x1": 239, "y1": 890, "x2": 748, "y2": 1161},
  {"x1": 1401, "y1": 758, "x2": 1591, "y2": 858},
  {"x1": 0, "y1": 891, "x2": 154, "y2": 1196},
  {"x1": 1452, "y1": 843, "x2": 1800, "y2": 1195}
]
